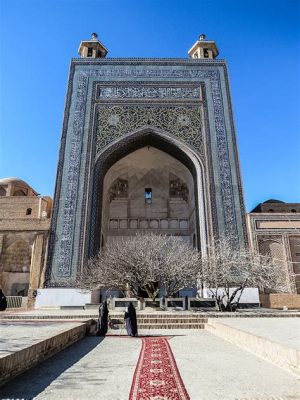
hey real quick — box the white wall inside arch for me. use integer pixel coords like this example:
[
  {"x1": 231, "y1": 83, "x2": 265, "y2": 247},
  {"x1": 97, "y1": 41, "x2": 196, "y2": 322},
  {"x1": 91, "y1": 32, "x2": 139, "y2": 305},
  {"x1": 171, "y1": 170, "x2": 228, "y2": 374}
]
[{"x1": 101, "y1": 146, "x2": 197, "y2": 245}]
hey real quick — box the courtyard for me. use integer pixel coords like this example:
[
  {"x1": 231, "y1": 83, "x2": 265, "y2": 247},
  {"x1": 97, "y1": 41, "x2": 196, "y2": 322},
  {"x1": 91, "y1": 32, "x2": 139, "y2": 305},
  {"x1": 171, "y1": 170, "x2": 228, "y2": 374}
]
[
  {"x1": 0, "y1": 1, "x2": 299, "y2": 399},
  {"x1": 0, "y1": 312, "x2": 299, "y2": 400}
]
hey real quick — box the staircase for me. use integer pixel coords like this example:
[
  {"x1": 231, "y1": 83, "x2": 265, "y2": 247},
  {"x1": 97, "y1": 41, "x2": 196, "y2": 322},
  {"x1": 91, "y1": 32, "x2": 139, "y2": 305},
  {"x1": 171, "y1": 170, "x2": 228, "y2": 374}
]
[{"x1": 110, "y1": 313, "x2": 207, "y2": 329}]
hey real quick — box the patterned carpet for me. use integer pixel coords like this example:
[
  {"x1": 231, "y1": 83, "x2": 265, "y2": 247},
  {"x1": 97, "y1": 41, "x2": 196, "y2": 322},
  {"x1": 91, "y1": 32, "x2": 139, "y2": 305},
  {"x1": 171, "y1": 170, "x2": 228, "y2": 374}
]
[{"x1": 129, "y1": 337, "x2": 190, "y2": 400}]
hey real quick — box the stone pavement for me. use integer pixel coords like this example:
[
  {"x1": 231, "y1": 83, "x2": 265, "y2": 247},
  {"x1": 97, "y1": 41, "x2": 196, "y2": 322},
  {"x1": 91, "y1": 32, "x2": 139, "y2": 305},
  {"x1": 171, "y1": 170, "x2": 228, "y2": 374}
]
[
  {"x1": 216, "y1": 317, "x2": 300, "y2": 350},
  {"x1": 0, "y1": 321, "x2": 85, "y2": 358},
  {"x1": 0, "y1": 329, "x2": 299, "y2": 400}
]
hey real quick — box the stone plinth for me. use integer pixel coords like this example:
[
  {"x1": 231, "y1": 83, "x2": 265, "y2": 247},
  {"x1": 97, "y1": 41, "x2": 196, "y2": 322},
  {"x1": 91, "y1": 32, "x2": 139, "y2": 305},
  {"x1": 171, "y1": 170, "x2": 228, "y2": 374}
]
[{"x1": 35, "y1": 288, "x2": 92, "y2": 308}]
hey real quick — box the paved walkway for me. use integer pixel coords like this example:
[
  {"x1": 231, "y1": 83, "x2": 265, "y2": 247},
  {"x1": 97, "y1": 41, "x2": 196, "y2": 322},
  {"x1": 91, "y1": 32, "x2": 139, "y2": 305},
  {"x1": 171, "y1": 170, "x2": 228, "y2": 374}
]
[
  {"x1": 0, "y1": 329, "x2": 299, "y2": 400},
  {"x1": 216, "y1": 317, "x2": 300, "y2": 350}
]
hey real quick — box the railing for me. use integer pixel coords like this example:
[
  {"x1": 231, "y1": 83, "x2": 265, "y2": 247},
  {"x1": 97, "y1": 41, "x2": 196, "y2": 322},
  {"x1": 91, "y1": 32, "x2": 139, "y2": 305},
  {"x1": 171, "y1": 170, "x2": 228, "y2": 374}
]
[
  {"x1": 109, "y1": 218, "x2": 189, "y2": 230},
  {"x1": 6, "y1": 296, "x2": 23, "y2": 308}
]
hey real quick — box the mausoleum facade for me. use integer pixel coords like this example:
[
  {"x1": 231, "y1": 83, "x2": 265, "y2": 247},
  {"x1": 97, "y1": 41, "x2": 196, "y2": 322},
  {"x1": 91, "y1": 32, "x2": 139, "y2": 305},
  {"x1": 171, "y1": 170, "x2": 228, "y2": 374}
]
[
  {"x1": 45, "y1": 33, "x2": 248, "y2": 288},
  {"x1": 1, "y1": 34, "x2": 299, "y2": 309}
]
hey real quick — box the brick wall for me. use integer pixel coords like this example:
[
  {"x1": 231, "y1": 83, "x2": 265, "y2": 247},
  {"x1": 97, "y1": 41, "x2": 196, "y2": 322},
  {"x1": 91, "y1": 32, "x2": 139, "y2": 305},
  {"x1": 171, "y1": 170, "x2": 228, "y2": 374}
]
[
  {"x1": 0, "y1": 196, "x2": 51, "y2": 219},
  {"x1": 260, "y1": 294, "x2": 300, "y2": 309}
]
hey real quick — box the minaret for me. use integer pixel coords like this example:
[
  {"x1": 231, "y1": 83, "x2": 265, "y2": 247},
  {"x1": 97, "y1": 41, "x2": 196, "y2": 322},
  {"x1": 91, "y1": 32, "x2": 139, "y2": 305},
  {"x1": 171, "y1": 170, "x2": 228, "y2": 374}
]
[
  {"x1": 188, "y1": 34, "x2": 219, "y2": 59},
  {"x1": 78, "y1": 32, "x2": 108, "y2": 58}
]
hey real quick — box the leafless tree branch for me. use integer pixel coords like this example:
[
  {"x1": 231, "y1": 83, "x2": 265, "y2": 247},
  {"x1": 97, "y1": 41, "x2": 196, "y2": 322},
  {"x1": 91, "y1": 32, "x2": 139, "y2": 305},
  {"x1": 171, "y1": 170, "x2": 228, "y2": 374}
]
[
  {"x1": 74, "y1": 233, "x2": 199, "y2": 300},
  {"x1": 200, "y1": 237, "x2": 290, "y2": 311}
]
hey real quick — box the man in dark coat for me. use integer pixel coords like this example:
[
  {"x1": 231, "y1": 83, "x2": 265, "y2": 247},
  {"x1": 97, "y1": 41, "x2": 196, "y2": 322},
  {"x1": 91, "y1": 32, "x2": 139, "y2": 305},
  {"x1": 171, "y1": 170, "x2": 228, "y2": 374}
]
[
  {"x1": 124, "y1": 302, "x2": 138, "y2": 337},
  {"x1": 96, "y1": 300, "x2": 109, "y2": 336},
  {"x1": 0, "y1": 289, "x2": 7, "y2": 311}
]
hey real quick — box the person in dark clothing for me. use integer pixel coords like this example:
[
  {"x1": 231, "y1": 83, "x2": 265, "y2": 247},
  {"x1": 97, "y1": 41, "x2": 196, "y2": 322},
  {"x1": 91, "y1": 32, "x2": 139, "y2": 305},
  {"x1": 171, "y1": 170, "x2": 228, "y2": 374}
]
[
  {"x1": 0, "y1": 289, "x2": 7, "y2": 311},
  {"x1": 124, "y1": 302, "x2": 138, "y2": 337},
  {"x1": 96, "y1": 300, "x2": 109, "y2": 336}
]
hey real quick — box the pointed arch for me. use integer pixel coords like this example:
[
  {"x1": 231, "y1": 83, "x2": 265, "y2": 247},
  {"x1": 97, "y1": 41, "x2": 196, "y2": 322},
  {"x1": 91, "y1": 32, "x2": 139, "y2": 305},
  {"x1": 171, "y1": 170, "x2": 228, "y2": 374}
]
[{"x1": 87, "y1": 126, "x2": 208, "y2": 258}]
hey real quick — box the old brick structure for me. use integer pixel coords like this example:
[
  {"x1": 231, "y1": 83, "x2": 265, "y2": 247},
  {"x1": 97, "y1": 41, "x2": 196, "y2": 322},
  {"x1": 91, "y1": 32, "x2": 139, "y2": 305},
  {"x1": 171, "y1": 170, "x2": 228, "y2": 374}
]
[
  {"x1": 248, "y1": 200, "x2": 300, "y2": 295},
  {"x1": 0, "y1": 178, "x2": 52, "y2": 307}
]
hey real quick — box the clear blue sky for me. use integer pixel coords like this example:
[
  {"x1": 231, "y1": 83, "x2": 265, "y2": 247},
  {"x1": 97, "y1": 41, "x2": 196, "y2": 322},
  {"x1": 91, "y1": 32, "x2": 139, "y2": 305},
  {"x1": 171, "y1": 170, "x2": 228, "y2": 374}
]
[{"x1": 0, "y1": 0, "x2": 299, "y2": 211}]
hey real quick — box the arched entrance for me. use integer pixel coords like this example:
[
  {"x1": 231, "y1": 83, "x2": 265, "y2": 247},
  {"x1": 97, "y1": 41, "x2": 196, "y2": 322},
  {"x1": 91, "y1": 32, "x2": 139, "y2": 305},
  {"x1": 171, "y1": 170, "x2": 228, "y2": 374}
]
[
  {"x1": 88, "y1": 127, "x2": 207, "y2": 259},
  {"x1": 102, "y1": 146, "x2": 195, "y2": 245}
]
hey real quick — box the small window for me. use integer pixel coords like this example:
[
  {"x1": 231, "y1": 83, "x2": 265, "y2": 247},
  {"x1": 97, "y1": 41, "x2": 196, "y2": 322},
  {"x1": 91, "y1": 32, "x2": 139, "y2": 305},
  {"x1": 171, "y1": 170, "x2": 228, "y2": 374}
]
[
  {"x1": 145, "y1": 188, "x2": 152, "y2": 204},
  {"x1": 203, "y1": 48, "x2": 209, "y2": 58},
  {"x1": 26, "y1": 208, "x2": 32, "y2": 215},
  {"x1": 268, "y1": 209, "x2": 274, "y2": 212},
  {"x1": 87, "y1": 47, "x2": 93, "y2": 57},
  {"x1": 291, "y1": 209, "x2": 297, "y2": 213}
]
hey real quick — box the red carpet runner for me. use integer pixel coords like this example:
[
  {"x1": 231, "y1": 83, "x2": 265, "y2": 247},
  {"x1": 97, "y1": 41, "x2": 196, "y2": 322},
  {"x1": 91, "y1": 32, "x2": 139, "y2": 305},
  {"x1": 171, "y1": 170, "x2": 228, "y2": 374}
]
[{"x1": 129, "y1": 337, "x2": 190, "y2": 400}]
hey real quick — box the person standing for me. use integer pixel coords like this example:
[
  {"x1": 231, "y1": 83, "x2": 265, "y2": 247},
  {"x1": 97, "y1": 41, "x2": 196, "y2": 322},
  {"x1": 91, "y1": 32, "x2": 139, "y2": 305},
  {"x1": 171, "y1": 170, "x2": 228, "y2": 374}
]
[
  {"x1": 0, "y1": 289, "x2": 7, "y2": 311},
  {"x1": 96, "y1": 300, "x2": 109, "y2": 336},
  {"x1": 124, "y1": 302, "x2": 138, "y2": 337}
]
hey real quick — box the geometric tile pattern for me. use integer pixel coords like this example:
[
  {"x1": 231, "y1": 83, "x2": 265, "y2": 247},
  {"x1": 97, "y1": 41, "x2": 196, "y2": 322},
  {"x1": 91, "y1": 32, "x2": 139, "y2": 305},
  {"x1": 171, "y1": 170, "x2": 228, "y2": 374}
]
[
  {"x1": 97, "y1": 105, "x2": 203, "y2": 154},
  {"x1": 47, "y1": 60, "x2": 248, "y2": 282}
]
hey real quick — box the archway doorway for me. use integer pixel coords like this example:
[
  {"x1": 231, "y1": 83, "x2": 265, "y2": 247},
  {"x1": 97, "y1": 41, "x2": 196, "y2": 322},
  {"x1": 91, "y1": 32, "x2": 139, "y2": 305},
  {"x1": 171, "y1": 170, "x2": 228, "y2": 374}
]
[
  {"x1": 101, "y1": 146, "x2": 196, "y2": 246},
  {"x1": 88, "y1": 128, "x2": 207, "y2": 261}
]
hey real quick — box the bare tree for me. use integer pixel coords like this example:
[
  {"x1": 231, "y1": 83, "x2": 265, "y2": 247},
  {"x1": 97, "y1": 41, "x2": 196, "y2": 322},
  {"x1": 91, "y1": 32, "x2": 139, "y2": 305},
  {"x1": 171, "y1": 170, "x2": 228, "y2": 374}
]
[
  {"x1": 75, "y1": 233, "x2": 199, "y2": 300},
  {"x1": 200, "y1": 238, "x2": 290, "y2": 311}
]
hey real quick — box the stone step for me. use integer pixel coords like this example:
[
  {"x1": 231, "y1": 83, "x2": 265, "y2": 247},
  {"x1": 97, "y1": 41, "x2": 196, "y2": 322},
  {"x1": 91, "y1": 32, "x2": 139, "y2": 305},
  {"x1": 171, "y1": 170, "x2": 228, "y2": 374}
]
[
  {"x1": 112, "y1": 323, "x2": 206, "y2": 329},
  {"x1": 116, "y1": 313, "x2": 300, "y2": 319},
  {"x1": 1, "y1": 312, "x2": 299, "y2": 321},
  {"x1": 113, "y1": 315, "x2": 209, "y2": 319},
  {"x1": 111, "y1": 318, "x2": 208, "y2": 324}
]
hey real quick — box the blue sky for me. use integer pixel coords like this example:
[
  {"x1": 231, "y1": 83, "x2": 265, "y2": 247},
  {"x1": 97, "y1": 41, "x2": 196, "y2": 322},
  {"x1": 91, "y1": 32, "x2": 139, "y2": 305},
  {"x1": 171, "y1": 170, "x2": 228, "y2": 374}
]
[{"x1": 0, "y1": 0, "x2": 299, "y2": 211}]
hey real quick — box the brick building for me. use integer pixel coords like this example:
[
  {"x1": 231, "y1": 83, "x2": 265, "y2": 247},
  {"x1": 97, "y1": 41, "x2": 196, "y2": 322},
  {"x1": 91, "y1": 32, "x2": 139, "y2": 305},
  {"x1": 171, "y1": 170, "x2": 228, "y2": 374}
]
[
  {"x1": 248, "y1": 200, "x2": 300, "y2": 298},
  {"x1": 0, "y1": 178, "x2": 52, "y2": 307}
]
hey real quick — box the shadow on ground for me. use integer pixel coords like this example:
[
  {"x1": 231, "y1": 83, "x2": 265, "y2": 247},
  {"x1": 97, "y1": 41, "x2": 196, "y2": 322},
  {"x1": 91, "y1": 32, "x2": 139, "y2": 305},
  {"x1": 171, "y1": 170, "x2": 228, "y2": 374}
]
[{"x1": 0, "y1": 336, "x2": 104, "y2": 399}]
